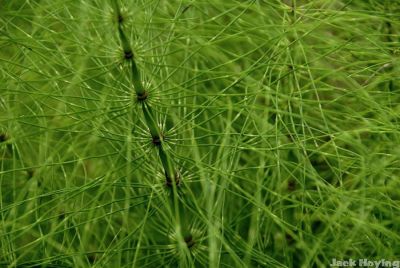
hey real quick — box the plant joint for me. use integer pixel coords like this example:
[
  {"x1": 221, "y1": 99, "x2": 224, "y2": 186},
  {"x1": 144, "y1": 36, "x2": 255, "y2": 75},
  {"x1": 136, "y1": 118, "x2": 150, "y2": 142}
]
[
  {"x1": 165, "y1": 170, "x2": 181, "y2": 188},
  {"x1": 136, "y1": 90, "x2": 148, "y2": 102}
]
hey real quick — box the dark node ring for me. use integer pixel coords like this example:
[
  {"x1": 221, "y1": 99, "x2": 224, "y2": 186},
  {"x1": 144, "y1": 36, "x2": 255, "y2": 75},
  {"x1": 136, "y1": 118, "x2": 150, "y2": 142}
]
[
  {"x1": 152, "y1": 135, "x2": 162, "y2": 146},
  {"x1": 118, "y1": 14, "x2": 124, "y2": 24},
  {"x1": 0, "y1": 133, "x2": 8, "y2": 142},
  {"x1": 136, "y1": 91, "x2": 149, "y2": 101},
  {"x1": 124, "y1": 50, "x2": 133, "y2": 60},
  {"x1": 184, "y1": 234, "x2": 195, "y2": 248},
  {"x1": 165, "y1": 171, "x2": 181, "y2": 187}
]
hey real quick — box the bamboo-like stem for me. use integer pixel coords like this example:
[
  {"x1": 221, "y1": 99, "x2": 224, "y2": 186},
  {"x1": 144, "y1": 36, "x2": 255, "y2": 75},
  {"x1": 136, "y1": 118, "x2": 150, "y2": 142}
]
[
  {"x1": 142, "y1": 102, "x2": 180, "y2": 186},
  {"x1": 112, "y1": 0, "x2": 180, "y2": 187},
  {"x1": 113, "y1": 1, "x2": 146, "y2": 98}
]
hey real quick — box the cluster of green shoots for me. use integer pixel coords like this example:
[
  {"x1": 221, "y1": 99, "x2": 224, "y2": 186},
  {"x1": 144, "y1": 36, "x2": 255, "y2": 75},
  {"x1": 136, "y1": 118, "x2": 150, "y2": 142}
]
[{"x1": 0, "y1": 0, "x2": 399, "y2": 267}]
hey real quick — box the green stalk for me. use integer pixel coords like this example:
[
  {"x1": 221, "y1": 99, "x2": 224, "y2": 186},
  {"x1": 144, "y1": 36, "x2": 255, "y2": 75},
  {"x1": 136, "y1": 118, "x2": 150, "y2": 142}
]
[
  {"x1": 112, "y1": 0, "x2": 146, "y2": 98},
  {"x1": 112, "y1": 0, "x2": 179, "y2": 186},
  {"x1": 158, "y1": 145, "x2": 179, "y2": 187},
  {"x1": 142, "y1": 102, "x2": 179, "y2": 186},
  {"x1": 141, "y1": 102, "x2": 160, "y2": 139},
  {"x1": 130, "y1": 59, "x2": 146, "y2": 99},
  {"x1": 117, "y1": 26, "x2": 131, "y2": 55}
]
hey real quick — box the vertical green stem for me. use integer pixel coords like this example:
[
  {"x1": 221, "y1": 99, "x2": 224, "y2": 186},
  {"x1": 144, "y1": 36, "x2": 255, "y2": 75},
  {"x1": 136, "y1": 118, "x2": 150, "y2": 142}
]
[
  {"x1": 142, "y1": 102, "x2": 179, "y2": 186},
  {"x1": 113, "y1": 1, "x2": 146, "y2": 98}
]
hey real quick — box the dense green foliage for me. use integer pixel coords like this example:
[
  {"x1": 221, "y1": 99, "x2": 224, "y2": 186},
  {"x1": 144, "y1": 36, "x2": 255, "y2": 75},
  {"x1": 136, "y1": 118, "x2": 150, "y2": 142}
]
[{"x1": 0, "y1": 0, "x2": 399, "y2": 267}]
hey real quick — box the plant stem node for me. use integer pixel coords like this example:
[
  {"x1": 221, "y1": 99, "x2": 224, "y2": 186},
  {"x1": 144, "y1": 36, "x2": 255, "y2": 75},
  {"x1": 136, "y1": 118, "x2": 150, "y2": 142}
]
[
  {"x1": 184, "y1": 234, "x2": 195, "y2": 249},
  {"x1": 165, "y1": 171, "x2": 181, "y2": 188},
  {"x1": 137, "y1": 91, "x2": 149, "y2": 102},
  {"x1": 0, "y1": 133, "x2": 8, "y2": 142},
  {"x1": 152, "y1": 135, "x2": 163, "y2": 146},
  {"x1": 287, "y1": 180, "x2": 296, "y2": 191},
  {"x1": 124, "y1": 50, "x2": 133, "y2": 60},
  {"x1": 118, "y1": 14, "x2": 124, "y2": 24}
]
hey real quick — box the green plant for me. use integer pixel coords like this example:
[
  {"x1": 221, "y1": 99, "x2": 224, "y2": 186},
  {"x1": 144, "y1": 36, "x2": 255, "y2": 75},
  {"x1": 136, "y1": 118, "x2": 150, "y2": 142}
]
[{"x1": 0, "y1": 0, "x2": 399, "y2": 267}]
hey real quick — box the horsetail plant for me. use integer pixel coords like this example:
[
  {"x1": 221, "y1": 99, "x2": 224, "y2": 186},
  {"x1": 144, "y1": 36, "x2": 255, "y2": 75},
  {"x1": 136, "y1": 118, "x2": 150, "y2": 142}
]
[
  {"x1": 1, "y1": 0, "x2": 399, "y2": 267},
  {"x1": 112, "y1": 0, "x2": 180, "y2": 188},
  {"x1": 111, "y1": 2, "x2": 189, "y2": 260},
  {"x1": 112, "y1": 1, "x2": 147, "y2": 100}
]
